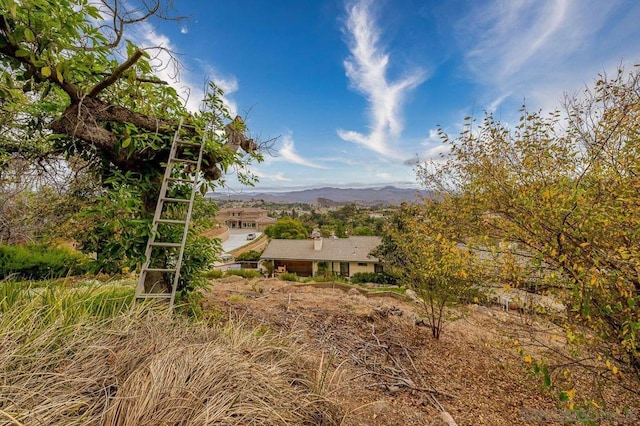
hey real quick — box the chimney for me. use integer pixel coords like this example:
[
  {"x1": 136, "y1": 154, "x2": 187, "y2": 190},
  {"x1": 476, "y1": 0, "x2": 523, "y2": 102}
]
[{"x1": 314, "y1": 237, "x2": 323, "y2": 251}]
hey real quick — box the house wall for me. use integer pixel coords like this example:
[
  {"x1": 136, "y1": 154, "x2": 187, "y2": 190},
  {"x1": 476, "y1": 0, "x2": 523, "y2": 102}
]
[
  {"x1": 349, "y1": 262, "x2": 376, "y2": 276},
  {"x1": 312, "y1": 261, "x2": 376, "y2": 278}
]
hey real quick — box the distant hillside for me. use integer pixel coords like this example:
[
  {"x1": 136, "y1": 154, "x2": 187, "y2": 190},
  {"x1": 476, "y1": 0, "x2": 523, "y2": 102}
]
[{"x1": 208, "y1": 186, "x2": 429, "y2": 206}]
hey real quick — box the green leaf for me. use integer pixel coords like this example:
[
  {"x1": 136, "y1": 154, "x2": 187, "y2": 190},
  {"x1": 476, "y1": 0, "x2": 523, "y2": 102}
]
[
  {"x1": 24, "y1": 28, "x2": 35, "y2": 42},
  {"x1": 121, "y1": 137, "x2": 131, "y2": 148},
  {"x1": 15, "y1": 48, "x2": 29, "y2": 58},
  {"x1": 56, "y1": 70, "x2": 64, "y2": 83},
  {"x1": 8, "y1": 0, "x2": 17, "y2": 18},
  {"x1": 41, "y1": 66, "x2": 51, "y2": 77},
  {"x1": 542, "y1": 365, "x2": 551, "y2": 388}
]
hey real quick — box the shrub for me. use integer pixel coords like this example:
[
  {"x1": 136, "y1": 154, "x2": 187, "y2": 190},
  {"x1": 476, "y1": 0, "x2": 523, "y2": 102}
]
[
  {"x1": 235, "y1": 250, "x2": 262, "y2": 261},
  {"x1": 0, "y1": 244, "x2": 90, "y2": 280},
  {"x1": 350, "y1": 272, "x2": 397, "y2": 285},
  {"x1": 203, "y1": 269, "x2": 224, "y2": 279},
  {"x1": 225, "y1": 269, "x2": 261, "y2": 279},
  {"x1": 310, "y1": 272, "x2": 343, "y2": 283},
  {"x1": 279, "y1": 272, "x2": 298, "y2": 282}
]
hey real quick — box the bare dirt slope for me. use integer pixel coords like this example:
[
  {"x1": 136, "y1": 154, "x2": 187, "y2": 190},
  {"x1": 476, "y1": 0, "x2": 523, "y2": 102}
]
[{"x1": 203, "y1": 277, "x2": 639, "y2": 425}]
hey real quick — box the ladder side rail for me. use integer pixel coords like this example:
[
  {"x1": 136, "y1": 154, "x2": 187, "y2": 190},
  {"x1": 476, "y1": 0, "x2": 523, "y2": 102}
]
[{"x1": 168, "y1": 134, "x2": 206, "y2": 310}]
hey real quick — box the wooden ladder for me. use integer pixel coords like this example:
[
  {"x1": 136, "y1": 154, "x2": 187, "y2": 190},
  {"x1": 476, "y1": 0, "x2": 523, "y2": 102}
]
[{"x1": 135, "y1": 119, "x2": 204, "y2": 311}]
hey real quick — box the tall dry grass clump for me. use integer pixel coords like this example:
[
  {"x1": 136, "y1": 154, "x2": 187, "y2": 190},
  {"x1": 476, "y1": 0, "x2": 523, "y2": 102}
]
[{"x1": 0, "y1": 281, "x2": 341, "y2": 425}]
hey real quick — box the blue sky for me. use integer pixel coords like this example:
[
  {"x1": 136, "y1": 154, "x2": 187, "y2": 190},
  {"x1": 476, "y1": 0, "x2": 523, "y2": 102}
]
[{"x1": 131, "y1": 0, "x2": 640, "y2": 193}]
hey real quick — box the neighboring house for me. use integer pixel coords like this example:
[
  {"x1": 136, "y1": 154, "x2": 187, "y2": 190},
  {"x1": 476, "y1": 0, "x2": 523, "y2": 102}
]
[
  {"x1": 260, "y1": 236, "x2": 382, "y2": 278},
  {"x1": 216, "y1": 207, "x2": 276, "y2": 231}
]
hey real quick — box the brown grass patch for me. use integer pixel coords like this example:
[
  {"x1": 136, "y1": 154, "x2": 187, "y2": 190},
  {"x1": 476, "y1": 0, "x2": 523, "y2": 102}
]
[{"x1": 0, "y1": 290, "x2": 341, "y2": 425}]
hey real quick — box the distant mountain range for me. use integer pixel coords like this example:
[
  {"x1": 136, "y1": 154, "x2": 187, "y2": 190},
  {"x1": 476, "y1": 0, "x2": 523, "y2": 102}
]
[{"x1": 208, "y1": 186, "x2": 430, "y2": 206}]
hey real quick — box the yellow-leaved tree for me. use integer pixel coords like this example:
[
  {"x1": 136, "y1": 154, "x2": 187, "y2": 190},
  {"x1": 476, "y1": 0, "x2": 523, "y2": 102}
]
[
  {"x1": 374, "y1": 201, "x2": 482, "y2": 339},
  {"x1": 417, "y1": 67, "x2": 640, "y2": 372}
]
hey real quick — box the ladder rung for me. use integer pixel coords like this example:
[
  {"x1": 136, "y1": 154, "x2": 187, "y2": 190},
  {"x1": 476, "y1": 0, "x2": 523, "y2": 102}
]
[
  {"x1": 168, "y1": 177, "x2": 194, "y2": 183},
  {"x1": 136, "y1": 293, "x2": 172, "y2": 299},
  {"x1": 149, "y1": 242, "x2": 182, "y2": 248},
  {"x1": 161, "y1": 197, "x2": 190, "y2": 203},
  {"x1": 177, "y1": 140, "x2": 200, "y2": 146},
  {"x1": 157, "y1": 219, "x2": 187, "y2": 225},
  {"x1": 171, "y1": 157, "x2": 198, "y2": 164},
  {"x1": 145, "y1": 268, "x2": 177, "y2": 272}
]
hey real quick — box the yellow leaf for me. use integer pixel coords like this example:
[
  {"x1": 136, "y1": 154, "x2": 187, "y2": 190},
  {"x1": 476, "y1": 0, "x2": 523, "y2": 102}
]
[
  {"x1": 41, "y1": 66, "x2": 51, "y2": 77},
  {"x1": 524, "y1": 355, "x2": 532, "y2": 364},
  {"x1": 567, "y1": 388, "x2": 575, "y2": 400},
  {"x1": 612, "y1": 366, "x2": 618, "y2": 375}
]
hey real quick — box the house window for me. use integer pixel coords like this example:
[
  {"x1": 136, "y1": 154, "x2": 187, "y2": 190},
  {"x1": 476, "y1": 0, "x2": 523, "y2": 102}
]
[
  {"x1": 357, "y1": 262, "x2": 367, "y2": 266},
  {"x1": 340, "y1": 262, "x2": 349, "y2": 277},
  {"x1": 374, "y1": 264, "x2": 383, "y2": 273}
]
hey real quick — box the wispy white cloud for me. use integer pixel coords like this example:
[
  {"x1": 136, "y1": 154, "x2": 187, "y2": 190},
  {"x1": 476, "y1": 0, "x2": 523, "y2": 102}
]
[
  {"x1": 420, "y1": 129, "x2": 440, "y2": 146},
  {"x1": 197, "y1": 61, "x2": 240, "y2": 116},
  {"x1": 131, "y1": 23, "x2": 239, "y2": 114},
  {"x1": 376, "y1": 172, "x2": 392, "y2": 180},
  {"x1": 456, "y1": 0, "x2": 640, "y2": 112},
  {"x1": 180, "y1": 25, "x2": 188, "y2": 34},
  {"x1": 253, "y1": 170, "x2": 291, "y2": 182},
  {"x1": 403, "y1": 129, "x2": 450, "y2": 166},
  {"x1": 275, "y1": 132, "x2": 327, "y2": 169},
  {"x1": 338, "y1": 0, "x2": 427, "y2": 157},
  {"x1": 317, "y1": 156, "x2": 364, "y2": 167},
  {"x1": 422, "y1": 144, "x2": 450, "y2": 161}
]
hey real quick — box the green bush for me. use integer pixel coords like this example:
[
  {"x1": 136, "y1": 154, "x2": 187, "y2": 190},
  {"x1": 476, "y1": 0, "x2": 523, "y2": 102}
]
[
  {"x1": 310, "y1": 272, "x2": 343, "y2": 283},
  {"x1": 279, "y1": 272, "x2": 298, "y2": 282},
  {"x1": 0, "y1": 244, "x2": 90, "y2": 280},
  {"x1": 225, "y1": 269, "x2": 261, "y2": 279},
  {"x1": 236, "y1": 250, "x2": 262, "y2": 261},
  {"x1": 203, "y1": 269, "x2": 224, "y2": 279},
  {"x1": 350, "y1": 272, "x2": 397, "y2": 285}
]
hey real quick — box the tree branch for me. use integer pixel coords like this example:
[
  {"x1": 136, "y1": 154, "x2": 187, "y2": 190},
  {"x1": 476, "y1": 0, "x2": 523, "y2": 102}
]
[{"x1": 88, "y1": 49, "x2": 144, "y2": 97}]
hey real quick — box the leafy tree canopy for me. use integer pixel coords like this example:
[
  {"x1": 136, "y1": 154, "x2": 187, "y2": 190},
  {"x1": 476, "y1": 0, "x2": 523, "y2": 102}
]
[
  {"x1": 236, "y1": 250, "x2": 262, "y2": 262},
  {"x1": 0, "y1": 0, "x2": 260, "y2": 187},
  {"x1": 264, "y1": 217, "x2": 309, "y2": 240}
]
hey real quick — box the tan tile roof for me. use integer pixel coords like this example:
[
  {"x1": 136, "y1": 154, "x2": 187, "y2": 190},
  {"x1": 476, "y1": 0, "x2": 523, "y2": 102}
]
[{"x1": 261, "y1": 236, "x2": 381, "y2": 263}]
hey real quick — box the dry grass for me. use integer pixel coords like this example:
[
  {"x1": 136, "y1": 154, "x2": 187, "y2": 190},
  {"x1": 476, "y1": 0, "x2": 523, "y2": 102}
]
[{"x1": 0, "y1": 282, "x2": 341, "y2": 425}]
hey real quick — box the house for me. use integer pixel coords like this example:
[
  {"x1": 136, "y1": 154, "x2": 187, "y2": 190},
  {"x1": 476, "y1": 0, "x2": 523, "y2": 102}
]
[
  {"x1": 260, "y1": 236, "x2": 382, "y2": 278},
  {"x1": 216, "y1": 207, "x2": 276, "y2": 231}
]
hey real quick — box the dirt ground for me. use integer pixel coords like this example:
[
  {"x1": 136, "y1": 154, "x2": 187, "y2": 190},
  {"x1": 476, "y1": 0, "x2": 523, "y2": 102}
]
[{"x1": 203, "y1": 277, "x2": 639, "y2": 426}]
